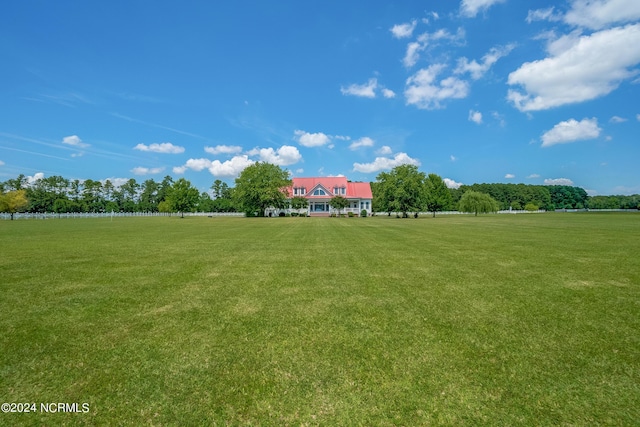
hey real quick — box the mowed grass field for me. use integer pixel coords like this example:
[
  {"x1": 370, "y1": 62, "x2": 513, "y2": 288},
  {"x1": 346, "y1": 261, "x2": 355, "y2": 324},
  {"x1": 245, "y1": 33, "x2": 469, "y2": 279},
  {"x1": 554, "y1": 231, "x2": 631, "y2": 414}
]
[{"x1": 1, "y1": 213, "x2": 639, "y2": 426}]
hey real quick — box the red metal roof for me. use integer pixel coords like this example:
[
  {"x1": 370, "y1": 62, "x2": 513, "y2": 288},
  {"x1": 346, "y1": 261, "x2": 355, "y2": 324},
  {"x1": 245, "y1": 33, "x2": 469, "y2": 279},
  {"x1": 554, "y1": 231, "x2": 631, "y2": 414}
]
[{"x1": 286, "y1": 177, "x2": 372, "y2": 199}]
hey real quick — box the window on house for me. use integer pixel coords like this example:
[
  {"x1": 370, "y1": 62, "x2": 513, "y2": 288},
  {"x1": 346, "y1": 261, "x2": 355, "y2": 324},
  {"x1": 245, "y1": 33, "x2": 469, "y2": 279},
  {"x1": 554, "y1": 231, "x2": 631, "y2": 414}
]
[
  {"x1": 313, "y1": 188, "x2": 326, "y2": 196},
  {"x1": 333, "y1": 187, "x2": 345, "y2": 195}
]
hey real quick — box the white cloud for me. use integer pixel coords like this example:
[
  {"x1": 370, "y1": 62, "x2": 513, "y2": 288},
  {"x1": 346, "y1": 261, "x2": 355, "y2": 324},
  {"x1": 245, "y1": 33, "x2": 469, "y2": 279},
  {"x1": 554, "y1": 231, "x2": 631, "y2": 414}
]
[
  {"x1": 204, "y1": 145, "x2": 242, "y2": 155},
  {"x1": 131, "y1": 166, "x2": 165, "y2": 175},
  {"x1": 340, "y1": 78, "x2": 377, "y2": 98},
  {"x1": 491, "y1": 111, "x2": 506, "y2": 127},
  {"x1": 527, "y1": 174, "x2": 541, "y2": 179},
  {"x1": 377, "y1": 146, "x2": 393, "y2": 155},
  {"x1": 404, "y1": 38, "x2": 426, "y2": 68},
  {"x1": 526, "y1": 7, "x2": 562, "y2": 23},
  {"x1": 27, "y1": 172, "x2": 45, "y2": 184},
  {"x1": 507, "y1": 24, "x2": 640, "y2": 111},
  {"x1": 99, "y1": 177, "x2": 129, "y2": 188},
  {"x1": 62, "y1": 135, "x2": 89, "y2": 148},
  {"x1": 404, "y1": 29, "x2": 465, "y2": 68},
  {"x1": 294, "y1": 130, "x2": 332, "y2": 147},
  {"x1": 609, "y1": 115, "x2": 627, "y2": 123},
  {"x1": 544, "y1": 178, "x2": 574, "y2": 186},
  {"x1": 455, "y1": 44, "x2": 515, "y2": 80},
  {"x1": 405, "y1": 64, "x2": 469, "y2": 109},
  {"x1": 175, "y1": 155, "x2": 255, "y2": 178},
  {"x1": 637, "y1": 114, "x2": 640, "y2": 121},
  {"x1": 173, "y1": 166, "x2": 187, "y2": 174},
  {"x1": 390, "y1": 20, "x2": 417, "y2": 39},
  {"x1": 353, "y1": 152, "x2": 420, "y2": 173},
  {"x1": 541, "y1": 118, "x2": 601, "y2": 147},
  {"x1": 469, "y1": 110, "x2": 483, "y2": 124},
  {"x1": 460, "y1": 0, "x2": 506, "y2": 18},
  {"x1": 0, "y1": 160, "x2": 4, "y2": 166},
  {"x1": 382, "y1": 88, "x2": 396, "y2": 98},
  {"x1": 134, "y1": 142, "x2": 184, "y2": 154},
  {"x1": 564, "y1": 0, "x2": 640, "y2": 30},
  {"x1": 349, "y1": 137, "x2": 374, "y2": 151},
  {"x1": 70, "y1": 152, "x2": 83, "y2": 158},
  {"x1": 505, "y1": 173, "x2": 515, "y2": 179},
  {"x1": 252, "y1": 145, "x2": 302, "y2": 166},
  {"x1": 444, "y1": 178, "x2": 463, "y2": 189},
  {"x1": 450, "y1": 155, "x2": 457, "y2": 162}
]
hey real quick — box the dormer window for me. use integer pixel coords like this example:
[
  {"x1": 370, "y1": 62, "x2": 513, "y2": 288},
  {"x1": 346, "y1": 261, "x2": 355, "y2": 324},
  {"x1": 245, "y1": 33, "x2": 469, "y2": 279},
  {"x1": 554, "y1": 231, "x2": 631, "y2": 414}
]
[
  {"x1": 333, "y1": 186, "x2": 346, "y2": 195},
  {"x1": 294, "y1": 187, "x2": 306, "y2": 196},
  {"x1": 313, "y1": 188, "x2": 327, "y2": 196}
]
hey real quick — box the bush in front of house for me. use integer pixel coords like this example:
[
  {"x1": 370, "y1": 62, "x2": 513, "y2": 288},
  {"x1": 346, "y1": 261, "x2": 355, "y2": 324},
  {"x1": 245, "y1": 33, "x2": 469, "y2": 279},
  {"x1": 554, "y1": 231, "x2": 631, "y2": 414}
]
[{"x1": 361, "y1": 209, "x2": 367, "y2": 217}]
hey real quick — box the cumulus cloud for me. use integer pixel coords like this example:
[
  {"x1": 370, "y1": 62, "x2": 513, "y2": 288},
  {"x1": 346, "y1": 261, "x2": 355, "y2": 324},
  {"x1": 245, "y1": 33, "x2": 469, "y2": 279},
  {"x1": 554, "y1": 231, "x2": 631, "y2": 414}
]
[
  {"x1": 444, "y1": 178, "x2": 463, "y2": 189},
  {"x1": 390, "y1": 20, "x2": 417, "y2": 38},
  {"x1": 507, "y1": 24, "x2": 640, "y2": 111},
  {"x1": 353, "y1": 152, "x2": 420, "y2": 173},
  {"x1": 544, "y1": 178, "x2": 574, "y2": 186},
  {"x1": 469, "y1": 110, "x2": 483, "y2": 124},
  {"x1": 134, "y1": 142, "x2": 184, "y2": 154},
  {"x1": 131, "y1": 166, "x2": 165, "y2": 175},
  {"x1": 27, "y1": 172, "x2": 45, "y2": 184},
  {"x1": 455, "y1": 44, "x2": 515, "y2": 80},
  {"x1": 541, "y1": 118, "x2": 601, "y2": 147},
  {"x1": 250, "y1": 145, "x2": 302, "y2": 166},
  {"x1": 460, "y1": 0, "x2": 506, "y2": 18},
  {"x1": 349, "y1": 137, "x2": 375, "y2": 150},
  {"x1": 382, "y1": 88, "x2": 396, "y2": 98},
  {"x1": 101, "y1": 177, "x2": 130, "y2": 188},
  {"x1": 204, "y1": 145, "x2": 242, "y2": 155},
  {"x1": 377, "y1": 146, "x2": 393, "y2": 155},
  {"x1": 564, "y1": 0, "x2": 640, "y2": 30},
  {"x1": 527, "y1": 174, "x2": 541, "y2": 179},
  {"x1": 62, "y1": 135, "x2": 89, "y2": 148},
  {"x1": 505, "y1": 173, "x2": 515, "y2": 179},
  {"x1": 175, "y1": 155, "x2": 255, "y2": 178},
  {"x1": 340, "y1": 78, "x2": 378, "y2": 98},
  {"x1": 405, "y1": 64, "x2": 469, "y2": 109},
  {"x1": 294, "y1": 130, "x2": 332, "y2": 147}
]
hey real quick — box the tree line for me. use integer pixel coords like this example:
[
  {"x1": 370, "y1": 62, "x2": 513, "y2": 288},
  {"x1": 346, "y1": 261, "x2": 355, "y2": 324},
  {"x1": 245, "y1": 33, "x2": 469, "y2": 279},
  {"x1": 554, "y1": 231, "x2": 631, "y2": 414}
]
[
  {"x1": 1, "y1": 164, "x2": 638, "y2": 219},
  {"x1": 372, "y1": 165, "x2": 638, "y2": 216},
  {"x1": 0, "y1": 174, "x2": 236, "y2": 217}
]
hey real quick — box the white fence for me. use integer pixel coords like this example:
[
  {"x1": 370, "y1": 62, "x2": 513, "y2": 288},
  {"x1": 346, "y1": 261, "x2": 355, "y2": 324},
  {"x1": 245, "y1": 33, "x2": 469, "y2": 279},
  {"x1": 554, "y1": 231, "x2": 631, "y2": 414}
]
[{"x1": 0, "y1": 211, "x2": 245, "y2": 220}]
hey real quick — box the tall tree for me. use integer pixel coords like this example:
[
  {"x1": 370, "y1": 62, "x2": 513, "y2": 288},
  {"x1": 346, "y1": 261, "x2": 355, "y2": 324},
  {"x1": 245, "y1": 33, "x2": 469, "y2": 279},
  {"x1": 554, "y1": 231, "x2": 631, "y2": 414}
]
[
  {"x1": 424, "y1": 173, "x2": 452, "y2": 217},
  {"x1": 458, "y1": 191, "x2": 499, "y2": 216},
  {"x1": 139, "y1": 179, "x2": 159, "y2": 212},
  {"x1": 168, "y1": 178, "x2": 200, "y2": 218},
  {"x1": 330, "y1": 195, "x2": 349, "y2": 216},
  {"x1": 375, "y1": 165, "x2": 427, "y2": 218},
  {"x1": 0, "y1": 190, "x2": 29, "y2": 220},
  {"x1": 233, "y1": 162, "x2": 291, "y2": 217}
]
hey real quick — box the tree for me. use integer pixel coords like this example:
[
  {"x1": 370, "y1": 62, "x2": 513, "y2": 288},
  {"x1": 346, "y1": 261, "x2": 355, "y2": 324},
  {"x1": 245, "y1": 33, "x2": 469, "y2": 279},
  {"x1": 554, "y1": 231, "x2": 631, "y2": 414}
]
[
  {"x1": 330, "y1": 195, "x2": 349, "y2": 217},
  {"x1": 167, "y1": 178, "x2": 200, "y2": 218},
  {"x1": 375, "y1": 165, "x2": 427, "y2": 218},
  {"x1": 0, "y1": 189, "x2": 29, "y2": 220},
  {"x1": 424, "y1": 173, "x2": 452, "y2": 217},
  {"x1": 290, "y1": 196, "x2": 308, "y2": 215},
  {"x1": 233, "y1": 162, "x2": 291, "y2": 217},
  {"x1": 458, "y1": 191, "x2": 499, "y2": 216}
]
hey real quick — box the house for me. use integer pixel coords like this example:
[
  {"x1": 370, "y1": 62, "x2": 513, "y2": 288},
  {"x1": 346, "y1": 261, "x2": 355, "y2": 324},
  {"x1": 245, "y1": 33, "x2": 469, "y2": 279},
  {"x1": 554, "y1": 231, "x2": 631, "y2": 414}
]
[{"x1": 271, "y1": 176, "x2": 373, "y2": 217}]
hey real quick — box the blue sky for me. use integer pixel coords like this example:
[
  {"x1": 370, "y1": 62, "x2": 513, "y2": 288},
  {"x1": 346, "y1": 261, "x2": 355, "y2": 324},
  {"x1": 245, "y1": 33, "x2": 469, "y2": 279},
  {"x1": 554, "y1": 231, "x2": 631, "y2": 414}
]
[{"x1": 1, "y1": 0, "x2": 639, "y2": 195}]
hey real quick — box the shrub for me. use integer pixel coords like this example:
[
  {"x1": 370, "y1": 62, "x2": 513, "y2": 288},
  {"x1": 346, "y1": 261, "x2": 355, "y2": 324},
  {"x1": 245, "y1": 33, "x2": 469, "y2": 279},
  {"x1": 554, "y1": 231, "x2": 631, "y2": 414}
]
[
  {"x1": 524, "y1": 203, "x2": 539, "y2": 212},
  {"x1": 348, "y1": 212, "x2": 354, "y2": 217},
  {"x1": 279, "y1": 212, "x2": 286, "y2": 217},
  {"x1": 290, "y1": 212, "x2": 299, "y2": 217},
  {"x1": 361, "y1": 209, "x2": 367, "y2": 217}
]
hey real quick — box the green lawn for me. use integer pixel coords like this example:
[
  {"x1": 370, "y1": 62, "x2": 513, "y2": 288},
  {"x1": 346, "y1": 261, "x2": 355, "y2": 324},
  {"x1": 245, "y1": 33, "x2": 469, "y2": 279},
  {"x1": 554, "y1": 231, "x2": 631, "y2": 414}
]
[{"x1": 1, "y1": 213, "x2": 639, "y2": 426}]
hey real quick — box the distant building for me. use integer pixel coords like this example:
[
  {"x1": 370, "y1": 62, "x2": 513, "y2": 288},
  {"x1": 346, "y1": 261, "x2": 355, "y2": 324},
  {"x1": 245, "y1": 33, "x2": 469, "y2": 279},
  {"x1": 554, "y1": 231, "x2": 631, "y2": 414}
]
[{"x1": 267, "y1": 176, "x2": 373, "y2": 217}]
